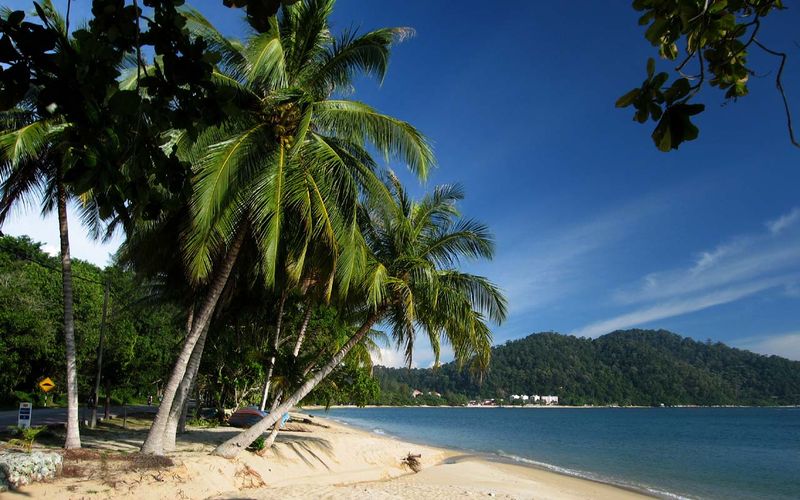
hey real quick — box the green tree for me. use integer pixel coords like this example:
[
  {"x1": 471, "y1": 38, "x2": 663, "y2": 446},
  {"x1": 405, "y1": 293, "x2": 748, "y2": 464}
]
[
  {"x1": 0, "y1": 2, "x2": 101, "y2": 447},
  {"x1": 140, "y1": 0, "x2": 432, "y2": 455},
  {"x1": 211, "y1": 174, "x2": 507, "y2": 458}
]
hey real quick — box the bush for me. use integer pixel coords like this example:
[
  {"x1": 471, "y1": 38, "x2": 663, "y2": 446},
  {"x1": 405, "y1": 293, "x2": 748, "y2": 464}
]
[
  {"x1": 5, "y1": 426, "x2": 47, "y2": 452},
  {"x1": 187, "y1": 417, "x2": 218, "y2": 428},
  {"x1": 247, "y1": 436, "x2": 265, "y2": 452}
]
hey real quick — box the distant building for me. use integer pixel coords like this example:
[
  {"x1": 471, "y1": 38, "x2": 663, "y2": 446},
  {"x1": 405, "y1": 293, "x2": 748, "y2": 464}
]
[
  {"x1": 542, "y1": 395, "x2": 559, "y2": 405},
  {"x1": 511, "y1": 394, "x2": 520, "y2": 400},
  {"x1": 531, "y1": 395, "x2": 541, "y2": 402},
  {"x1": 521, "y1": 395, "x2": 529, "y2": 401},
  {"x1": 427, "y1": 391, "x2": 442, "y2": 398},
  {"x1": 411, "y1": 389, "x2": 423, "y2": 398}
]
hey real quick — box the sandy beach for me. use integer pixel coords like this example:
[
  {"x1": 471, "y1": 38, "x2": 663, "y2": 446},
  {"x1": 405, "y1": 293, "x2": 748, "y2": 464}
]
[{"x1": 15, "y1": 412, "x2": 650, "y2": 499}]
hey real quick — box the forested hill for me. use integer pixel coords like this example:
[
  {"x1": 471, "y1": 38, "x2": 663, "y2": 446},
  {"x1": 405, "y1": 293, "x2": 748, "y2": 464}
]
[{"x1": 373, "y1": 330, "x2": 800, "y2": 406}]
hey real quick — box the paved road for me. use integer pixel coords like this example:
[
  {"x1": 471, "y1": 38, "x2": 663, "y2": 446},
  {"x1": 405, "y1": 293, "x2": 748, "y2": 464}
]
[{"x1": 0, "y1": 405, "x2": 158, "y2": 428}]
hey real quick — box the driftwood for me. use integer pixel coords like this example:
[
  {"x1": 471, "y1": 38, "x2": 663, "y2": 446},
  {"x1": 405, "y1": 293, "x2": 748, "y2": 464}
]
[{"x1": 401, "y1": 453, "x2": 422, "y2": 473}]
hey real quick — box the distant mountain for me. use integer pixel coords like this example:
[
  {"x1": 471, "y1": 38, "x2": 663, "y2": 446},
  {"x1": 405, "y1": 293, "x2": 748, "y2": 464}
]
[{"x1": 373, "y1": 330, "x2": 800, "y2": 406}]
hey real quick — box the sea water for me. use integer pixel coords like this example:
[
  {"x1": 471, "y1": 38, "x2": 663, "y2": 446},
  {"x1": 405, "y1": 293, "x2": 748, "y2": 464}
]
[{"x1": 307, "y1": 407, "x2": 800, "y2": 499}]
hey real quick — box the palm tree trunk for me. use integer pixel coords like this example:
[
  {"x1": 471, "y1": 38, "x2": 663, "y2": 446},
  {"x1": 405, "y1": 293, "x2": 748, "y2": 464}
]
[
  {"x1": 292, "y1": 300, "x2": 313, "y2": 358},
  {"x1": 141, "y1": 225, "x2": 247, "y2": 455},
  {"x1": 58, "y1": 181, "x2": 80, "y2": 449},
  {"x1": 177, "y1": 307, "x2": 197, "y2": 434},
  {"x1": 259, "y1": 291, "x2": 287, "y2": 411},
  {"x1": 263, "y1": 305, "x2": 312, "y2": 450},
  {"x1": 103, "y1": 380, "x2": 111, "y2": 419},
  {"x1": 262, "y1": 389, "x2": 284, "y2": 450},
  {"x1": 90, "y1": 279, "x2": 110, "y2": 429},
  {"x1": 264, "y1": 299, "x2": 313, "y2": 451},
  {"x1": 212, "y1": 307, "x2": 384, "y2": 458},
  {"x1": 176, "y1": 374, "x2": 197, "y2": 433},
  {"x1": 163, "y1": 321, "x2": 209, "y2": 452}
]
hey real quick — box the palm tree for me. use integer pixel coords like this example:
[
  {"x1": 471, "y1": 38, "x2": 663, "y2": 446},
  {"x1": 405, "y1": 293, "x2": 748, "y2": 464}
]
[
  {"x1": 211, "y1": 174, "x2": 507, "y2": 458},
  {"x1": 0, "y1": 2, "x2": 102, "y2": 450},
  {"x1": 140, "y1": 0, "x2": 432, "y2": 455}
]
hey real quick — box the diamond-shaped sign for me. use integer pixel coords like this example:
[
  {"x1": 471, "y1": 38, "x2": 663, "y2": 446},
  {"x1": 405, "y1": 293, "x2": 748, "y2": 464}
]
[{"x1": 39, "y1": 377, "x2": 55, "y2": 392}]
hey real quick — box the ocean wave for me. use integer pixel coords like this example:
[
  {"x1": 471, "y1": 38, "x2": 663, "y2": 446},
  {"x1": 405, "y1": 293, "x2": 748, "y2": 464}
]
[
  {"x1": 495, "y1": 452, "x2": 692, "y2": 500},
  {"x1": 372, "y1": 428, "x2": 386, "y2": 435}
]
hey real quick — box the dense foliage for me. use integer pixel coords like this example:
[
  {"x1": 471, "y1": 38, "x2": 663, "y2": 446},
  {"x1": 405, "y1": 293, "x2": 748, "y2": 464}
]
[
  {"x1": 0, "y1": 235, "x2": 184, "y2": 407},
  {"x1": 0, "y1": 234, "x2": 384, "y2": 411},
  {"x1": 374, "y1": 330, "x2": 800, "y2": 406}
]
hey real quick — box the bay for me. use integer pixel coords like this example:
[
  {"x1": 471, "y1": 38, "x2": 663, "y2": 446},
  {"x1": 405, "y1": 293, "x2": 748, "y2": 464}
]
[{"x1": 308, "y1": 407, "x2": 800, "y2": 499}]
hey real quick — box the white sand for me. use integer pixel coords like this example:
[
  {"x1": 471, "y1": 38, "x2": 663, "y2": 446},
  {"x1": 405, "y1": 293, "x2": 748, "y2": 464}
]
[{"x1": 20, "y1": 413, "x2": 651, "y2": 499}]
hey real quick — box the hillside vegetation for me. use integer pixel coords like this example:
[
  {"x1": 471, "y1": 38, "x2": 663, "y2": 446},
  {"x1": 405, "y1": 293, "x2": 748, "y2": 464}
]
[{"x1": 373, "y1": 330, "x2": 800, "y2": 406}]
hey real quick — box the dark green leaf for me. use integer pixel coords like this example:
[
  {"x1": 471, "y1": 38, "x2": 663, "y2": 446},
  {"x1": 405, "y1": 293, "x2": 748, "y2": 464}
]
[{"x1": 615, "y1": 89, "x2": 640, "y2": 108}]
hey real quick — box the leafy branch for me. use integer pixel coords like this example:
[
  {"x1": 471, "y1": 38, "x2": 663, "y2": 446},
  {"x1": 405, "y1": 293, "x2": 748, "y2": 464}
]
[{"x1": 618, "y1": 0, "x2": 797, "y2": 151}]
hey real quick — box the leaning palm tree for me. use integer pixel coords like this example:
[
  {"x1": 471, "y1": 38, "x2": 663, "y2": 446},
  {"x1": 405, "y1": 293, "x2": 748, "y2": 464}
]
[
  {"x1": 0, "y1": 2, "x2": 99, "y2": 450},
  {"x1": 140, "y1": 0, "x2": 432, "y2": 455},
  {"x1": 211, "y1": 174, "x2": 507, "y2": 458}
]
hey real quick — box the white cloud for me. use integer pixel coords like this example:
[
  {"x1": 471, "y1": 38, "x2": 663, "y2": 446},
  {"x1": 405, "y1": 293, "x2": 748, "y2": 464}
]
[
  {"x1": 487, "y1": 189, "x2": 676, "y2": 315},
  {"x1": 41, "y1": 244, "x2": 58, "y2": 257},
  {"x1": 573, "y1": 277, "x2": 790, "y2": 338},
  {"x1": 375, "y1": 347, "x2": 412, "y2": 368},
  {"x1": 375, "y1": 342, "x2": 455, "y2": 368},
  {"x1": 767, "y1": 207, "x2": 800, "y2": 235},
  {"x1": 574, "y1": 207, "x2": 800, "y2": 338},
  {"x1": 2, "y1": 202, "x2": 122, "y2": 267},
  {"x1": 733, "y1": 332, "x2": 800, "y2": 361}
]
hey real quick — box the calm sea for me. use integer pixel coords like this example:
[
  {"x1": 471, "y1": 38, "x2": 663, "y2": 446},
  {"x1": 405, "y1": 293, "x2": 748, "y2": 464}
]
[{"x1": 307, "y1": 407, "x2": 800, "y2": 499}]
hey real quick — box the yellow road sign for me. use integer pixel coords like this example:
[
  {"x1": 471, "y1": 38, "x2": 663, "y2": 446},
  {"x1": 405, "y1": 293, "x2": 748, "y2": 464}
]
[{"x1": 39, "y1": 377, "x2": 55, "y2": 392}]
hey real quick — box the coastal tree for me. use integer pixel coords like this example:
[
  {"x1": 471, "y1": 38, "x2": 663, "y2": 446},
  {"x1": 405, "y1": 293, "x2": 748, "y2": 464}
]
[
  {"x1": 139, "y1": 0, "x2": 433, "y2": 455},
  {"x1": 0, "y1": 2, "x2": 103, "y2": 448},
  {"x1": 211, "y1": 174, "x2": 507, "y2": 458}
]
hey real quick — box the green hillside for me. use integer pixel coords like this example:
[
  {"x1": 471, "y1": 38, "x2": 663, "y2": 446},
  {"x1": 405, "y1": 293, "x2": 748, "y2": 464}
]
[{"x1": 373, "y1": 330, "x2": 800, "y2": 406}]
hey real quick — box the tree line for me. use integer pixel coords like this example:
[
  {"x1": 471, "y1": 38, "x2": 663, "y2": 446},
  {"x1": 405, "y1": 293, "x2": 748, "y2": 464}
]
[
  {"x1": 1, "y1": 0, "x2": 794, "y2": 459},
  {"x1": 0, "y1": 0, "x2": 507, "y2": 458},
  {"x1": 373, "y1": 330, "x2": 800, "y2": 407}
]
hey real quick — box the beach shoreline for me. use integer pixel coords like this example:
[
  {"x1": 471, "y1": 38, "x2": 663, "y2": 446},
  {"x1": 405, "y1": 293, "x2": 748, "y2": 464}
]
[{"x1": 17, "y1": 411, "x2": 653, "y2": 499}]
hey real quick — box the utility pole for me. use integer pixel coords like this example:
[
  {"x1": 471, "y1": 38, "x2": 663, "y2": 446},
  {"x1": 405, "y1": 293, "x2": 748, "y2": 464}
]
[{"x1": 89, "y1": 278, "x2": 110, "y2": 428}]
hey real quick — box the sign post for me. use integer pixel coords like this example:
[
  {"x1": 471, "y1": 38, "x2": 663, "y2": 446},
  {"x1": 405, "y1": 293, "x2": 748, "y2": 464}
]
[{"x1": 18, "y1": 402, "x2": 32, "y2": 429}]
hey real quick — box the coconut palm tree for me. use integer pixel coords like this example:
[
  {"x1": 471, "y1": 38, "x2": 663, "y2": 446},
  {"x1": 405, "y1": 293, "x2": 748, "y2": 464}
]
[
  {"x1": 211, "y1": 174, "x2": 507, "y2": 458},
  {"x1": 140, "y1": 0, "x2": 432, "y2": 455},
  {"x1": 0, "y1": 2, "x2": 103, "y2": 450}
]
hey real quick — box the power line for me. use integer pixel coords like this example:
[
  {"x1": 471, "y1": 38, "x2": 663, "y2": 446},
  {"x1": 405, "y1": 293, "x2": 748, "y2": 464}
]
[{"x1": 0, "y1": 240, "x2": 113, "y2": 290}]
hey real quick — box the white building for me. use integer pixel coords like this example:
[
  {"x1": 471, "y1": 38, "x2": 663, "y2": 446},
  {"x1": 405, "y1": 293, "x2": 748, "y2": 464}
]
[
  {"x1": 542, "y1": 395, "x2": 559, "y2": 405},
  {"x1": 521, "y1": 395, "x2": 529, "y2": 401}
]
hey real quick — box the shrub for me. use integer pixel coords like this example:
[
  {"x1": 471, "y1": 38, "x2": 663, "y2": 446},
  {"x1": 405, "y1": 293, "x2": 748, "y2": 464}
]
[
  {"x1": 4, "y1": 426, "x2": 47, "y2": 452},
  {"x1": 247, "y1": 436, "x2": 265, "y2": 452},
  {"x1": 187, "y1": 417, "x2": 218, "y2": 428}
]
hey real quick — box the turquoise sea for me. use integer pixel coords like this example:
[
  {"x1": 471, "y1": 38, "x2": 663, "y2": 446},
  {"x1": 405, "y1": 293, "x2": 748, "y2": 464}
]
[{"x1": 308, "y1": 407, "x2": 800, "y2": 499}]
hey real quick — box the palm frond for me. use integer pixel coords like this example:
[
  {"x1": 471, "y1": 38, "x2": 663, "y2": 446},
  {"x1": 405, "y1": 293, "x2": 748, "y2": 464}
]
[{"x1": 313, "y1": 100, "x2": 434, "y2": 179}]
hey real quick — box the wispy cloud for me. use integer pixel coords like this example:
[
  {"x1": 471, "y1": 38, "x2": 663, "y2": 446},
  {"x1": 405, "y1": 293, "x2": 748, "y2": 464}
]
[
  {"x1": 733, "y1": 331, "x2": 800, "y2": 361},
  {"x1": 767, "y1": 207, "x2": 800, "y2": 235},
  {"x1": 573, "y1": 207, "x2": 800, "y2": 337},
  {"x1": 487, "y1": 189, "x2": 676, "y2": 315},
  {"x1": 573, "y1": 276, "x2": 793, "y2": 338}
]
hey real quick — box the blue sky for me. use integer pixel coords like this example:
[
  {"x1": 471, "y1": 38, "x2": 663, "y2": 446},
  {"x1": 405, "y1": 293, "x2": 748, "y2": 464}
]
[{"x1": 3, "y1": 1, "x2": 800, "y2": 366}]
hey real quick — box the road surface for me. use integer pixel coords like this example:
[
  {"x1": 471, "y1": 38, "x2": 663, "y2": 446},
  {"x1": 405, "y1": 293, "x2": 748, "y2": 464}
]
[{"x1": 0, "y1": 405, "x2": 158, "y2": 428}]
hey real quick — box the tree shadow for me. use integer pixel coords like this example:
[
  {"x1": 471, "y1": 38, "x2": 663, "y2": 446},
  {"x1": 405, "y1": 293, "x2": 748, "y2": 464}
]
[{"x1": 270, "y1": 433, "x2": 334, "y2": 470}]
